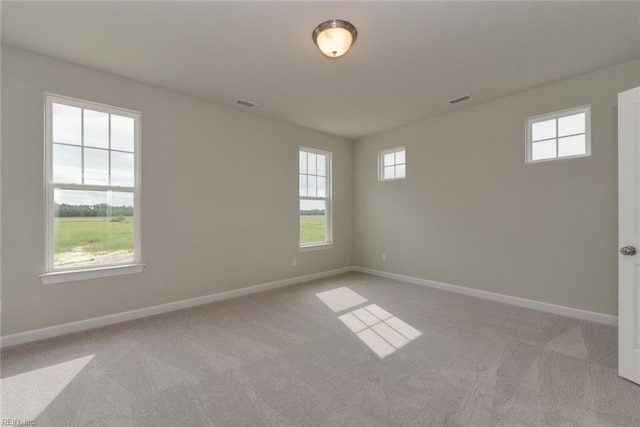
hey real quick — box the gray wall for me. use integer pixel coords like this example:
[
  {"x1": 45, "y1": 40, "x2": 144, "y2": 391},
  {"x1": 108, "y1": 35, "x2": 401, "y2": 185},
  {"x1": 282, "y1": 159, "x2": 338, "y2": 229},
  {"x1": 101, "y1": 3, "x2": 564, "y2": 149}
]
[
  {"x1": 2, "y1": 45, "x2": 638, "y2": 338},
  {"x1": 1, "y1": 46, "x2": 353, "y2": 336},
  {"x1": 354, "y1": 59, "x2": 640, "y2": 316}
]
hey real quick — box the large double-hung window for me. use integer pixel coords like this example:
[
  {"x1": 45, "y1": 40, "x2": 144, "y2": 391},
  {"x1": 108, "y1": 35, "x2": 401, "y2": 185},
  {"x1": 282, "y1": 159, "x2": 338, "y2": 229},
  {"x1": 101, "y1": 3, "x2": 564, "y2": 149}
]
[{"x1": 42, "y1": 94, "x2": 142, "y2": 283}]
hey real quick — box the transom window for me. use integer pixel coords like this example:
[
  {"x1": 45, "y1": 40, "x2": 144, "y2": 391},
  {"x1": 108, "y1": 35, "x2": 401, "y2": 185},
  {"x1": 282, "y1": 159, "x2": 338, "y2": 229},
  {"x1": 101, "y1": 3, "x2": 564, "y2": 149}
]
[
  {"x1": 44, "y1": 94, "x2": 141, "y2": 274},
  {"x1": 526, "y1": 105, "x2": 590, "y2": 163},
  {"x1": 379, "y1": 147, "x2": 406, "y2": 181},
  {"x1": 299, "y1": 147, "x2": 332, "y2": 248}
]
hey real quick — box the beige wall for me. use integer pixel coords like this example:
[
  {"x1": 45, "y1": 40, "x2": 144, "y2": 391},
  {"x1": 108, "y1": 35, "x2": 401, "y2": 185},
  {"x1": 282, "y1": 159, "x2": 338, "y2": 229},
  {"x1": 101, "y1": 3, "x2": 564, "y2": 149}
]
[
  {"x1": 354, "y1": 59, "x2": 640, "y2": 316},
  {"x1": 2, "y1": 45, "x2": 638, "y2": 338},
  {"x1": 1, "y1": 46, "x2": 353, "y2": 336}
]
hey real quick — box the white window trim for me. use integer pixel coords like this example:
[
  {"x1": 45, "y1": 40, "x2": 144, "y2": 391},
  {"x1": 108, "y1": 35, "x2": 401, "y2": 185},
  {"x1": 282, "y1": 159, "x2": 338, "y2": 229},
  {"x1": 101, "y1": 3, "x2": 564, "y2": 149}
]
[
  {"x1": 299, "y1": 146, "x2": 333, "y2": 249},
  {"x1": 299, "y1": 242, "x2": 335, "y2": 252},
  {"x1": 525, "y1": 105, "x2": 591, "y2": 164},
  {"x1": 42, "y1": 93, "x2": 144, "y2": 284},
  {"x1": 379, "y1": 146, "x2": 406, "y2": 181},
  {"x1": 40, "y1": 264, "x2": 144, "y2": 285}
]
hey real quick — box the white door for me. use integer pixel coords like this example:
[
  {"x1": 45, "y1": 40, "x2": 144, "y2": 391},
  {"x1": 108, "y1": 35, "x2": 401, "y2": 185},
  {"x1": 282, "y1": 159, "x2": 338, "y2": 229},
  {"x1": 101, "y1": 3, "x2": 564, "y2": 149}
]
[{"x1": 618, "y1": 86, "x2": 640, "y2": 385}]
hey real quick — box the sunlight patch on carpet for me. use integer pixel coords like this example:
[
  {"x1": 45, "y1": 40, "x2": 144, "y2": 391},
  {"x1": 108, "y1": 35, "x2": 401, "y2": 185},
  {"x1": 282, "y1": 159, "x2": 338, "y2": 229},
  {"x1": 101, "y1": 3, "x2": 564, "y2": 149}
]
[
  {"x1": 317, "y1": 287, "x2": 422, "y2": 358},
  {"x1": 315, "y1": 286, "x2": 368, "y2": 312},
  {"x1": 1, "y1": 354, "x2": 95, "y2": 420}
]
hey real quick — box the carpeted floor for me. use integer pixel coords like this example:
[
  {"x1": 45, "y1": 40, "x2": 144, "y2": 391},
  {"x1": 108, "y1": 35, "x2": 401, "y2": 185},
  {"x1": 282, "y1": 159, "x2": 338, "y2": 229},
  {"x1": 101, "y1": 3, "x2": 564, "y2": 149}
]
[{"x1": 1, "y1": 272, "x2": 639, "y2": 426}]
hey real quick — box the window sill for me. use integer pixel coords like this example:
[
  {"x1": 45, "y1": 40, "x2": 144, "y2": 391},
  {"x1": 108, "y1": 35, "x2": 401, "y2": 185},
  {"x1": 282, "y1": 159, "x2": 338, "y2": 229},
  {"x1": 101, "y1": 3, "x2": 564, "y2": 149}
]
[
  {"x1": 299, "y1": 243, "x2": 335, "y2": 252},
  {"x1": 526, "y1": 153, "x2": 590, "y2": 164},
  {"x1": 379, "y1": 177, "x2": 406, "y2": 182},
  {"x1": 39, "y1": 263, "x2": 145, "y2": 285}
]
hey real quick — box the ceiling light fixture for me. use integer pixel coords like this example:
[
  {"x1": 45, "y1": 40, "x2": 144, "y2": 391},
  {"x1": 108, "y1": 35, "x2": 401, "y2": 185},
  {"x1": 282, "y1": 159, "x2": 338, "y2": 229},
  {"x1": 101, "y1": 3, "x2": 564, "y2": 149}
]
[{"x1": 312, "y1": 19, "x2": 357, "y2": 59}]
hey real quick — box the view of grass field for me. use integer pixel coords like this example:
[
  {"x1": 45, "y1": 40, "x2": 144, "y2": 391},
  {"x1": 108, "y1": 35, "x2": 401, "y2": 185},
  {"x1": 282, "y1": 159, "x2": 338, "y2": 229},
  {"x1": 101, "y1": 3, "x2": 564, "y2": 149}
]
[
  {"x1": 55, "y1": 215, "x2": 325, "y2": 255},
  {"x1": 54, "y1": 217, "x2": 134, "y2": 254},
  {"x1": 300, "y1": 214, "x2": 326, "y2": 244}
]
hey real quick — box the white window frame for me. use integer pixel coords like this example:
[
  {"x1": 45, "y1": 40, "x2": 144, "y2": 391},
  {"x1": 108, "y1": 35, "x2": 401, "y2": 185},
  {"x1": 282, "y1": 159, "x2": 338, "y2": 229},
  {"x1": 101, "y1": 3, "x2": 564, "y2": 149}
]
[
  {"x1": 299, "y1": 147, "x2": 333, "y2": 251},
  {"x1": 40, "y1": 94, "x2": 144, "y2": 284},
  {"x1": 526, "y1": 105, "x2": 591, "y2": 163},
  {"x1": 379, "y1": 146, "x2": 406, "y2": 181}
]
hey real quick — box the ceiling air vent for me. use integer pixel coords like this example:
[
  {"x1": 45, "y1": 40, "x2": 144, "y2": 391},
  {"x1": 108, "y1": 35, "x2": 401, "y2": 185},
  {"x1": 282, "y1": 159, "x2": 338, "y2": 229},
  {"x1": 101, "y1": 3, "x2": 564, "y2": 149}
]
[
  {"x1": 234, "y1": 99, "x2": 257, "y2": 109},
  {"x1": 448, "y1": 95, "x2": 473, "y2": 105}
]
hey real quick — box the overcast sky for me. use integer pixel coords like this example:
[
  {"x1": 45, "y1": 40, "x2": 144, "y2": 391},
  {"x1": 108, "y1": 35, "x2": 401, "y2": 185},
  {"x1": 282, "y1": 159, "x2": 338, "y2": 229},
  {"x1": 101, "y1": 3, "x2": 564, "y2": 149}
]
[{"x1": 53, "y1": 103, "x2": 135, "y2": 206}]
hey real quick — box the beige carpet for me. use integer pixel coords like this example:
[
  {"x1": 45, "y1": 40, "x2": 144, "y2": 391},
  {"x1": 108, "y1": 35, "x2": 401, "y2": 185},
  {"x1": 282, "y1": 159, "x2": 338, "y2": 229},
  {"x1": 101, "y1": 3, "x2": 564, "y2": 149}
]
[{"x1": 1, "y1": 272, "x2": 638, "y2": 426}]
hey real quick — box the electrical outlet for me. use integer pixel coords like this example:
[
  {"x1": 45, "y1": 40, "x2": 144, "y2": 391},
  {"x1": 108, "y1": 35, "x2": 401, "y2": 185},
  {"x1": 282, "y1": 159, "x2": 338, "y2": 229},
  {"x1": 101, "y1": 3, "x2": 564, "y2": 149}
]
[
  {"x1": 381, "y1": 253, "x2": 386, "y2": 261},
  {"x1": 292, "y1": 258, "x2": 297, "y2": 267}
]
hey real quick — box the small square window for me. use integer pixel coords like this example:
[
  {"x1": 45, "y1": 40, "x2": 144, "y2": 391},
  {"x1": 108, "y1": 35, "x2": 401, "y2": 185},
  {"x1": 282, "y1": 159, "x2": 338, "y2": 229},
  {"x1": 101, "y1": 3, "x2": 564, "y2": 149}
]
[
  {"x1": 526, "y1": 106, "x2": 590, "y2": 163},
  {"x1": 379, "y1": 147, "x2": 406, "y2": 181}
]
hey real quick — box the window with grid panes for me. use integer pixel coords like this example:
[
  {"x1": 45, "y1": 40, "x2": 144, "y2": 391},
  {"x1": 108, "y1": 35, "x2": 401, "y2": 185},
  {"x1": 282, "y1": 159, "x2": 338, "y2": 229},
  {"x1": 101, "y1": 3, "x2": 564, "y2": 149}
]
[
  {"x1": 526, "y1": 106, "x2": 590, "y2": 163},
  {"x1": 44, "y1": 94, "x2": 141, "y2": 274},
  {"x1": 299, "y1": 147, "x2": 332, "y2": 247},
  {"x1": 379, "y1": 147, "x2": 406, "y2": 181}
]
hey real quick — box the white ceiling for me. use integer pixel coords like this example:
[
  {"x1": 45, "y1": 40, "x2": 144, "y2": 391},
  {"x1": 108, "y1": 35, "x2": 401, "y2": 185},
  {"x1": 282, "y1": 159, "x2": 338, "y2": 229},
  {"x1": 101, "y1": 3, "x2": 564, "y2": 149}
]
[{"x1": 2, "y1": 1, "x2": 639, "y2": 140}]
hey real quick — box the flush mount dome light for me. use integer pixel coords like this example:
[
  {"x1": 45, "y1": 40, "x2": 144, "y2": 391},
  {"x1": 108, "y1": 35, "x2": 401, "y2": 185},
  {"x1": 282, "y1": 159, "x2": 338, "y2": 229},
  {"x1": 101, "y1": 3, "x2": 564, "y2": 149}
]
[{"x1": 312, "y1": 19, "x2": 357, "y2": 58}]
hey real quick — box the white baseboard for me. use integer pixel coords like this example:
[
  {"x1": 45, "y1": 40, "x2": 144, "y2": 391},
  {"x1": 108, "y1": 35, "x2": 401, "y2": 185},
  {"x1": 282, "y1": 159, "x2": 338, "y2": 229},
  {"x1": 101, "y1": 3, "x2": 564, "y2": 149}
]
[
  {"x1": 1, "y1": 265, "x2": 617, "y2": 348},
  {"x1": 0, "y1": 267, "x2": 351, "y2": 348},
  {"x1": 352, "y1": 266, "x2": 618, "y2": 326}
]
